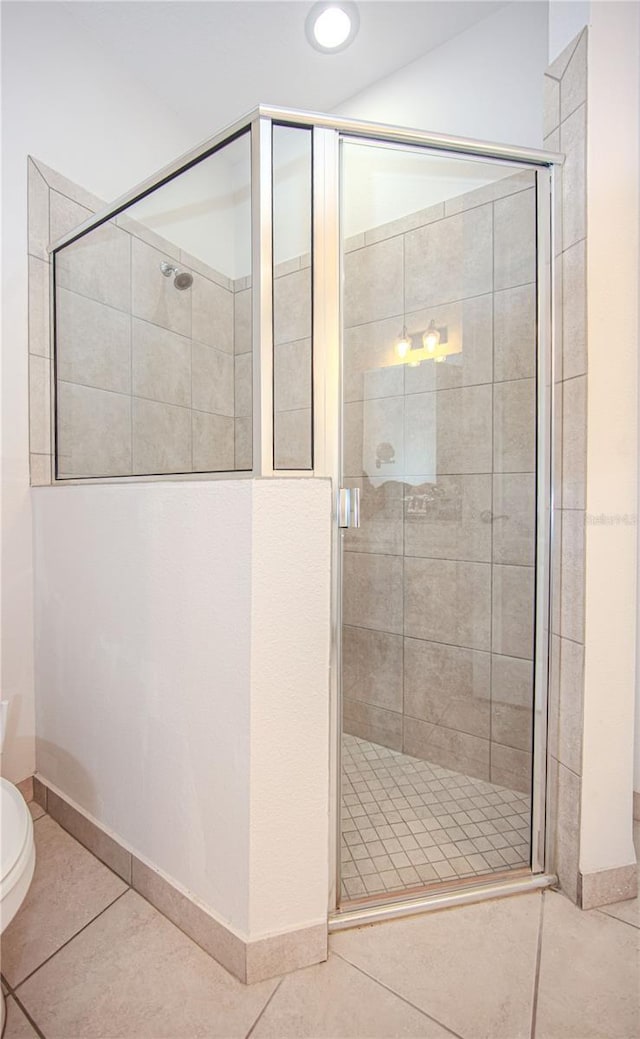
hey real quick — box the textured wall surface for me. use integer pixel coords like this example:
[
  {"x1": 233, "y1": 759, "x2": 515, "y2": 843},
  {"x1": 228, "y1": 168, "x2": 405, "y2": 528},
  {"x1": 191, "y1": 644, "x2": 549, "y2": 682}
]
[
  {"x1": 33, "y1": 478, "x2": 331, "y2": 940},
  {"x1": 341, "y1": 168, "x2": 538, "y2": 796}
]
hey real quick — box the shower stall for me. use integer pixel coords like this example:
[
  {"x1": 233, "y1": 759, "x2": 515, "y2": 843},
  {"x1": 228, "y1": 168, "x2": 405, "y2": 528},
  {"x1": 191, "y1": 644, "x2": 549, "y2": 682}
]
[{"x1": 49, "y1": 106, "x2": 560, "y2": 921}]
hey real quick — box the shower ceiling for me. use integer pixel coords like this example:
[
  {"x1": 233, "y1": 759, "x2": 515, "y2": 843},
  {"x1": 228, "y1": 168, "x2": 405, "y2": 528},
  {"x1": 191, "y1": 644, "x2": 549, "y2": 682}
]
[{"x1": 60, "y1": 0, "x2": 507, "y2": 136}]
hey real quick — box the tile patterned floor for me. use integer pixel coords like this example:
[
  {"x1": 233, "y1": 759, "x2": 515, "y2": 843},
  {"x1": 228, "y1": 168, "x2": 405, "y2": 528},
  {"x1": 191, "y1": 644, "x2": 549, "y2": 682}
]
[
  {"x1": 1, "y1": 791, "x2": 638, "y2": 1039},
  {"x1": 341, "y1": 734, "x2": 531, "y2": 902}
]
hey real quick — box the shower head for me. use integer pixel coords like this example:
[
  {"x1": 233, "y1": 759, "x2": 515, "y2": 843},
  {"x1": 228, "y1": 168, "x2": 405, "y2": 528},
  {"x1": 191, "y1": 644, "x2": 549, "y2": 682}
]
[{"x1": 159, "y1": 261, "x2": 193, "y2": 290}]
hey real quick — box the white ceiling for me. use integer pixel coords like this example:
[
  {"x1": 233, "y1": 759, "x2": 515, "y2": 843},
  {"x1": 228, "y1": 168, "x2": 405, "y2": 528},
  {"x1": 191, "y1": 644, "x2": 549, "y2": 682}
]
[{"x1": 62, "y1": 1, "x2": 507, "y2": 138}]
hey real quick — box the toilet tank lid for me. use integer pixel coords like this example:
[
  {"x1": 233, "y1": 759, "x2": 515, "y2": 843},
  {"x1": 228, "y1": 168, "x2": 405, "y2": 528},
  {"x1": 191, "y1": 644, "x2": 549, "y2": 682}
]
[{"x1": 1, "y1": 778, "x2": 31, "y2": 882}]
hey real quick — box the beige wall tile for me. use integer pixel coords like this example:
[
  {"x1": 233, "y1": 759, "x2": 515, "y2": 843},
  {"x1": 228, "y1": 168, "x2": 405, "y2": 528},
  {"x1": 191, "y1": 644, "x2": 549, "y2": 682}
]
[
  {"x1": 30, "y1": 453, "x2": 52, "y2": 486},
  {"x1": 407, "y1": 293, "x2": 494, "y2": 393},
  {"x1": 191, "y1": 273, "x2": 233, "y2": 353},
  {"x1": 544, "y1": 74, "x2": 561, "y2": 135},
  {"x1": 490, "y1": 743, "x2": 532, "y2": 794},
  {"x1": 234, "y1": 352, "x2": 252, "y2": 418},
  {"x1": 58, "y1": 289, "x2": 131, "y2": 395},
  {"x1": 494, "y1": 189, "x2": 536, "y2": 292},
  {"x1": 492, "y1": 473, "x2": 536, "y2": 566},
  {"x1": 562, "y1": 239, "x2": 586, "y2": 380},
  {"x1": 437, "y1": 384, "x2": 494, "y2": 475},
  {"x1": 274, "y1": 407, "x2": 312, "y2": 469},
  {"x1": 405, "y1": 205, "x2": 493, "y2": 312},
  {"x1": 234, "y1": 416, "x2": 252, "y2": 470},
  {"x1": 131, "y1": 236, "x2": 190, "y2": 335},
  {"x1": 343, "y1": 625, "x2": 403, "y2": 712},
  {"x1": 132, "y1": 318, "x2": 190, "y2": 407},
  {"x1": 560, "y1": 30, "x2": 587, "y2": 122},
  {"x1": 404, "y1": 557, "x2": 491, "y2": 650},
  {"x1": 28, "y1": 255, "x2": 50, "y2": 358},
  {"x1": 403, "y1": 474, "x2": 492, "y2": 562},
  {"x1": 349, "y1": 395, "x2": 405, "y2": 478},
  {"x1": 493, "y1": 378, "x2": 536, "y2": 473},
  {"x1": 560, "y1": 104, "x2": 586, "y2": 253},
  {"x1": 557, "y1": 636, "x2": 584, "y2": 776},
  {"x1": 50, "y1": 191, "x2": 91, "y2": 245},
  {"x1": 491, "y1": 703, "x2": 532, "y2": 754},
  {"x1": 364, "y1": 202, "x2": 445, "y2": 245},
  {"x1": 57, "y1": 382, "x2": 131, "y2": 478},
  {"x1": 343, "y1": 317, "x2": 404, "y2": 403},
  {"x1": 191, "y1": 342, "x2": 234, "y2": 417},
  {"x1": 57, "y1": 220, "x2": 131, "y2": 313},
  {"x1": 560, "y1": 509, "x2": 585, "y2": 643},
  {"x1": 493, "y1": 284, "x2": 536, "y2": 383},
  {"x1": 233, "y1": 287, "x2": 252, "y2": 355},
  {"x1": 27, "y1": 159, "x2": 49, "y2": 260},
  {"x1": 29, "y1": 354, "x2": 51, "y2": 456},
  {"x1": 343, "y1": 699, "x2": 403, "y2": 751},
  {"x1": 133, "y1": 398, "x2": 191, "y2": 474},
  {"x1": 34, "y1": 158, "x2": 103, "y2": 214},
  {"x1": 343, "y1": 477, "x2": 404, "y2": 556},
  {"x1": 344, "y1": 237, "x2": 403, "y2": 328},
  {"x1": 343, "y1": 552, "x2": 403, "y2": 635},
  {"x1": 404, "y1": 637, "x2": 490, "y2": 739},
  {"x1": 561, "y1": 376, "x2": 586, "y2": 510},
  {"x1": 491, "y1": 564, "x2": 535, "y2": 659},
  {"x1": 192, "y1": 410, "x2": 235, "y2": 472},
  {"x1": 404, "y1": 717, "x2": 490, "y2": 780},
  {"x1": 491, "y1": 654, "x2": 534, "y2": 709},
  {"x1": 274, "y1": 268, "x2": 312, "y2": 344},
  {"x1": 550, "y1": 758, "x2": 581, "y2": 902},
  {"x1": 274, "y1": 338, "x2": 312, "y2": 412}
]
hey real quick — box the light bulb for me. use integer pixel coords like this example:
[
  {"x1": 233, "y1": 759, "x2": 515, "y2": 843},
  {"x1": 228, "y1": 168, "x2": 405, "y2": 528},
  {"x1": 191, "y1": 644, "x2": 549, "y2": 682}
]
[
  {"x1": 422, "y1": 321, "x2": 440, "y2": 353},
  {"x1": 395, "y1": 327, "x2": 412, "y2": 360},
  {"x1": 313, "y1": 6, "x2": 351, "y2": 48}
]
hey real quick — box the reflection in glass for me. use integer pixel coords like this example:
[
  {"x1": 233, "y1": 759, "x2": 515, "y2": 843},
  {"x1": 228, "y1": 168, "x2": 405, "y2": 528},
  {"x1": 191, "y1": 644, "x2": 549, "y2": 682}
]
[
  {"x1": 272, "y1": 124, "x2": 313, "y2": 470},
  {"x1": 54, "y1": 132, "x2": 252, "y2": 479},
  {"x1": 340, "y1": 140, "x2": 538, "y2": 905}
]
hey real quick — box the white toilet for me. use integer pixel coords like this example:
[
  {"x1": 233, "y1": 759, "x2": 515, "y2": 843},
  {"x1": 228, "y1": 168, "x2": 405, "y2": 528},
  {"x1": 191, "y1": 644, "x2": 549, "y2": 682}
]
[{"x1": 1, "y1": 705, "x2": 36, "y2": 1032}]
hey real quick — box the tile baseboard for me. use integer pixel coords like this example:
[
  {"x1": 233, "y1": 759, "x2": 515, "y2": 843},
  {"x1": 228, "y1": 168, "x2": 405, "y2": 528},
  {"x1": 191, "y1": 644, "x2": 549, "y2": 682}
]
[
  {"x1": 633, "y1": 790, "x2": 640, "y2": 821},
  {"x1": 31, "y1": 775, "x2": 327, "y2": 983},
  {"x1": 579, "y1": 863, "x2": 638, "y2": 910}
]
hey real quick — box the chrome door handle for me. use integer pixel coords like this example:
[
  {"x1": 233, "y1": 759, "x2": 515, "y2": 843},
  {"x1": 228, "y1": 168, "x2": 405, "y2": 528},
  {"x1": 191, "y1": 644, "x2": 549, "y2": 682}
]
[{"x1": 338, "y1": 487, "x2": 361, "y2": 529}]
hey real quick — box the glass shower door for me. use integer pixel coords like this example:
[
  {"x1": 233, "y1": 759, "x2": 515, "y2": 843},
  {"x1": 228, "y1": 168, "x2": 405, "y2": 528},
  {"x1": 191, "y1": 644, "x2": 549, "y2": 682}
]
[{"x1": 339, "y1": 140, "x2": 541, "y2": 906}]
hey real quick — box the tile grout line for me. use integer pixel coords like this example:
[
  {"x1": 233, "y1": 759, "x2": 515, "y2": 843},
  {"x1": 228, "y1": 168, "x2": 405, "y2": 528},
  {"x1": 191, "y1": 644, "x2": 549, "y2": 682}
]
[
  {"x1": 593, "y1": 907, "x2": 640, "y2": 933},
  {"x1": 12, "y1": 888, "x2": 130, "y2": 995},
  {"x1": 243, "y1": 977, "x2": 284, "y2": 1039},
  {"x1": 7, "y1": 989, "x2": 48, "y2": 1039},
  {"x1": 331, "y1": 950, "x2": 466, "y2": 1039},
  {"x1": 529, "y1": 887, "x2": 546, "y2": 1039}
]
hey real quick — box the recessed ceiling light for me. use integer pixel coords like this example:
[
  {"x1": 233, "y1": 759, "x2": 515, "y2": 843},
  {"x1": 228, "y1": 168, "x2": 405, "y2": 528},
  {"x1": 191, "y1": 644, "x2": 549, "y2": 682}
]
[{"x1": 305, "y1": 2, "x2": 360, "y2": 53}]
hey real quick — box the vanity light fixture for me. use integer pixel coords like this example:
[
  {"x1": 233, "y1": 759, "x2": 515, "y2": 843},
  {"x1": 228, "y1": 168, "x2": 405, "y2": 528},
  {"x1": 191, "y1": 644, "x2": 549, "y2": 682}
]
[
  {"x1": 394, "y1": 325, "x2": 412, "y2": 360},
  {"x1": 305, "y1": 2, "x2": 360, "y2": 53},
  {"x1": 422, "y1": 320, "x2": 441, "y2": 353}
]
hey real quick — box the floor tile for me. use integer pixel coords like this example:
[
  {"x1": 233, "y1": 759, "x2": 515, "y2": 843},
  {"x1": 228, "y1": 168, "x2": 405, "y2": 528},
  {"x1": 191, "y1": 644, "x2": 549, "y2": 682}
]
[
  {"x1": 16, "y1": 890, "x2": 276, "y2": 1038},
  {"x1": 252, "y1": 953, "x2": 455, "y2": 1038},
  {"x1": 27, "y1": 803, "x2": 45, "y2": 822},
  {"x1": 2, "y1": 997, "x2": 39, "y2": 1038},
  {"x1": 535, "y1": 890, "x2": 640, "y2": 1039},
  {"x1": 2, "y1": 815, "x2": 127, "y2": 987},
  {"x1": 331, "y1": 892, "x2": 541, "y2": 1039},
  {"x1": 341, "y1": 734, "x2": 530, "y2": 902}
]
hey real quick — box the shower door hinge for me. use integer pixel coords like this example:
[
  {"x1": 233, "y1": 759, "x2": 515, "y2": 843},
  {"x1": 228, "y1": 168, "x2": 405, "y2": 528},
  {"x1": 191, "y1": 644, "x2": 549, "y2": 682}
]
[{"x1": 338, "y1": 487, "x2": 360, "y2": 528}]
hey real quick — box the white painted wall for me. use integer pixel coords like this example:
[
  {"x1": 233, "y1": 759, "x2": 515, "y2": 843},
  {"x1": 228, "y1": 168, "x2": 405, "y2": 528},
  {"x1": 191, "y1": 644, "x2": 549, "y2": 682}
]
[
  {"x1": 334, "y1": 2, "x2": 548, "y2": 149},
  {"x1": 32, "y1": 479, "x2": 331, "y2": 938},
  {"x1": 0, "y1": 2, "x2": 196, "y2": 783},
  {"x1": 548, "y1": 0, "x2": 591, "y2": 61},
  {"x1": 581, "y1": 0, "x2": 639, "y2": 870}
]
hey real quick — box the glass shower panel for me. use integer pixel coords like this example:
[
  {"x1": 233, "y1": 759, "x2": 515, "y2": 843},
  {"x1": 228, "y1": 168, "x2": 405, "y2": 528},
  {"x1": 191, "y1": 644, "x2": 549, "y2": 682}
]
[
  {"x1": 340, "y1": 140, "x2": 538, "y2": 905},
  {"x1": 272, "y1": 124, "x2": 313, "y2": 470},
  {"x1": 54, "y1": 131, "x2": 252, "y2": 479}
]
